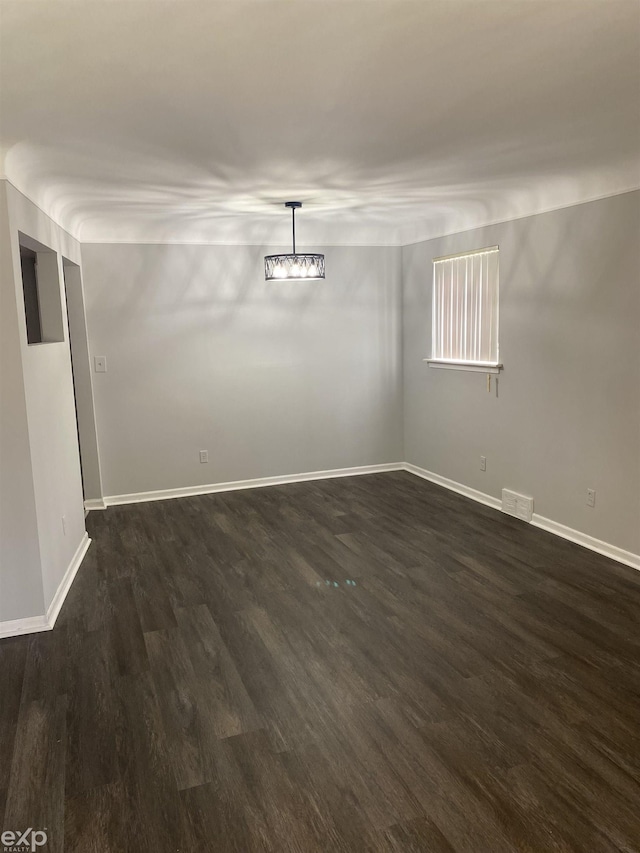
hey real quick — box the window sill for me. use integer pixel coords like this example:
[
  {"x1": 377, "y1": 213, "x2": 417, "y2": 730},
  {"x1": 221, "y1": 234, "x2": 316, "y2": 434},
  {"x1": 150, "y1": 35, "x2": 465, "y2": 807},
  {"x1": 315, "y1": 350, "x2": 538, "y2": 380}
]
[{"x1": 424, "y1": 359, "x2": 503, "y2": 374}]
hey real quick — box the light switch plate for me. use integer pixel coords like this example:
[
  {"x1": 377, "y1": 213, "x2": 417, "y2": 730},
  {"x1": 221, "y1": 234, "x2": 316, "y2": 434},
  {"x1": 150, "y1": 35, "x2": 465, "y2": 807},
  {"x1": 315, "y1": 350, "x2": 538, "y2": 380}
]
[{"x1": 94, "y1": 356, "x2": 107, "y2": 373}]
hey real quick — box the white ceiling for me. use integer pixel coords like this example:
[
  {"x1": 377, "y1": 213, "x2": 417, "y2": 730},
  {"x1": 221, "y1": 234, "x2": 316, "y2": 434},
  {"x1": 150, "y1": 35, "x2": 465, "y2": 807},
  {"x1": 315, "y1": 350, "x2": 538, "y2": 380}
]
[{"x1": 1, "y1": 0, "x2": 638, "y2": 245}]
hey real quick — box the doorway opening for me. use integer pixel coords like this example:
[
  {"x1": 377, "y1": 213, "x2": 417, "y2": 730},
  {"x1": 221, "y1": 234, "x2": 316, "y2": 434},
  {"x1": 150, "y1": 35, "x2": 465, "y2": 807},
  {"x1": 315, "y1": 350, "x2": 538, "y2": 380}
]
[{"x1": 62, "y1": 258, "x2": 104, "y2": 506}]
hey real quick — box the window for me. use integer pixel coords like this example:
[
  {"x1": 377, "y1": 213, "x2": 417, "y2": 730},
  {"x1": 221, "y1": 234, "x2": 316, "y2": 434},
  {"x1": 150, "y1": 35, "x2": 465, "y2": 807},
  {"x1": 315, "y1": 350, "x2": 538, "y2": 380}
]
[{"x1": 428, "y1": 246, "x2": 501, "y2": 372}]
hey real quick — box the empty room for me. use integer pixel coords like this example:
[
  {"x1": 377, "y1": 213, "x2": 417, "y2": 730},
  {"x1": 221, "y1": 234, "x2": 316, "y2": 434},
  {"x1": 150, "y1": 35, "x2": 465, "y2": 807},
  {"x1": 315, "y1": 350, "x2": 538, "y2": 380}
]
[{"x1": 1, "y1": 1, "x2": 639, "y2": 851}]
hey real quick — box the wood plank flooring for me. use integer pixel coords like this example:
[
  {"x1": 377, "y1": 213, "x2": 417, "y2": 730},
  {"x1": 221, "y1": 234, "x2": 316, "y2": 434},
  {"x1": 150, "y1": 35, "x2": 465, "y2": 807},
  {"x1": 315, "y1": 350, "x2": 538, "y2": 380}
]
[{"x1": 1, "y1": 471, "x2": 640, "y2": 852}]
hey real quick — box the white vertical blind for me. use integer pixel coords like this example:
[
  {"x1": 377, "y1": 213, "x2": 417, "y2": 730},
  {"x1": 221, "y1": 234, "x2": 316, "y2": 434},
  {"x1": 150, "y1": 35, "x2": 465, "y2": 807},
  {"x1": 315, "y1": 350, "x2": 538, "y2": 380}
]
[{"x1": 432, "y1": 247, "x2": 499, "y2": 364}]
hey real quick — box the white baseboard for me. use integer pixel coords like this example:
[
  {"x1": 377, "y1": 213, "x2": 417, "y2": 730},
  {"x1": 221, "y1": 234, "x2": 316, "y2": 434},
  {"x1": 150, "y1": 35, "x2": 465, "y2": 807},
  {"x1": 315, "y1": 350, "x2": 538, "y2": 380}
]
[
  {"x1": 0, "y1": 614, "x2": 51, "y2": 640},
  {"x1": 531, "y1": 514, "x2": 640, "y2": 571},
  {"x1": 3, "y1": 466, "x2": 634, "y2": 640},
  {"x1": 403, "y1": 462, "x2": 640, "y2": 572},
  {"x1": 0, "y1": 533, "x2": 91, "y2": 640},
  {"x1": 403, "y1": 462, "x2": 502, "y2": 510},
  {"x1": 104, "y1": 463, "x2": 404, "y2": 506},
  {"x1": 84, "y1": 498, "x2": 106, "y2": 511},
  {"x1": 46, "y1": 532, "x2": 91, "y2": 627}
]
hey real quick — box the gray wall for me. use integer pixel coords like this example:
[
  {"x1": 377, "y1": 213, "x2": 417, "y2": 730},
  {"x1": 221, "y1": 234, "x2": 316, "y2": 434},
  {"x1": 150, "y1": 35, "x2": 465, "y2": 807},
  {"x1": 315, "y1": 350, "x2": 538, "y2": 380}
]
[
  {"x1": 403, "y1": 190, "x2": 640, "y2": 556},
  {"x1": 81, "y1": 243, "x2": 403, "y2": 497},
  {"x1": 0, "y1": 181, "x2": 87, "y2": 625},
  {"x1": 0, "y1": 182, "x2": 44, "y2": 621}
]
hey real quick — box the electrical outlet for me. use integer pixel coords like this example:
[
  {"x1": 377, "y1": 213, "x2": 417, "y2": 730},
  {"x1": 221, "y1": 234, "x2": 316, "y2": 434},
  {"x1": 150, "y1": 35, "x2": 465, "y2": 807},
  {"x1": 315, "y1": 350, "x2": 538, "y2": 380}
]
[
  {"x1": 480, "y1": 456, "x2": 487, "y2": 472},
  {"x1": 199, "y1": 450, "x2": 209, "y2": 464},
  {"x1": 586, "y1": 488, "x2": 596, "y2": 508},
  {"x1": 94, "y1": 356, "x2": 107, "y2": 373}
]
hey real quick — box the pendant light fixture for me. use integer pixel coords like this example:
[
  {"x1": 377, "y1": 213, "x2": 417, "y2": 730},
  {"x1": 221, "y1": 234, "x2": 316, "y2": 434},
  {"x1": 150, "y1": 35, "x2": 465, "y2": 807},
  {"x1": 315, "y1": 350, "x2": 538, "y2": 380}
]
[{"x1": 265, "y1": 202, "x2": 325, "y2": 281}]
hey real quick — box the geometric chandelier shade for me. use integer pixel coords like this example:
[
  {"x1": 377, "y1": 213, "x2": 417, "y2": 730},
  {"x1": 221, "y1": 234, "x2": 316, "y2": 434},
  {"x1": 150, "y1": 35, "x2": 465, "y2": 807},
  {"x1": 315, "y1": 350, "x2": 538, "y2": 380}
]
[
  {"x1": 264, "y1": 252, "x2": 326, "y2": 281},
  {"x1": 265, "y1": 201, "x2": 325, "y2": 281}
]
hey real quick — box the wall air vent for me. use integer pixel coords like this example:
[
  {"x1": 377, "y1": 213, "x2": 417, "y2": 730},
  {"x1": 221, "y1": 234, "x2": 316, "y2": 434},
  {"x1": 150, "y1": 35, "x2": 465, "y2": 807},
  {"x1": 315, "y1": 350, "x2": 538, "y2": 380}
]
[{"x1": 502, "y1": 489, "x2": 534, "y2": 522}]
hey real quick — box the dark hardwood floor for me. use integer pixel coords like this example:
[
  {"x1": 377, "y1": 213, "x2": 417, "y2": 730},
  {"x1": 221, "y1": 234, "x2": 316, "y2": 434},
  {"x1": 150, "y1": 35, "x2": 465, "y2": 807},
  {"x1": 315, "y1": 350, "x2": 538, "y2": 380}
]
[{"x1": 1, "y1": 471, "x2": 640, "y2": 852}]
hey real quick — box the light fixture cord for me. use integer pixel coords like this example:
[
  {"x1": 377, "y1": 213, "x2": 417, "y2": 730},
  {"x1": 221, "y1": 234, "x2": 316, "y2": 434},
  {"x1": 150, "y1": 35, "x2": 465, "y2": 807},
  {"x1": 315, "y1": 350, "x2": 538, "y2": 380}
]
[{"x1": 291, "y1": 204, "x2": 296, "y2": 255}]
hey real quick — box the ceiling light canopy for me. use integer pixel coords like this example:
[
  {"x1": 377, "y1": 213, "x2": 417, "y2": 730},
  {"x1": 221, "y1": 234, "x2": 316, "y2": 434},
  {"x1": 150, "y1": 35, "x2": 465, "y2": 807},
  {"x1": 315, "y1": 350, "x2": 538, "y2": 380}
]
[{"x1": 265, "y1": 202, "x2": 325, "y2": 281}]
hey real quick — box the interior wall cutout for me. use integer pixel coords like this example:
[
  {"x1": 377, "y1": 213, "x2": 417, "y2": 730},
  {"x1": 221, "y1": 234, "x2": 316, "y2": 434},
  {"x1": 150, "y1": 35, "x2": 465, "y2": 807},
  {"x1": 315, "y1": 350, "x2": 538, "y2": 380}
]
[
  {"x1": 19, "y1": 245, "x2": 42, "y2": 343},
  {"x1": 18, "y1": 231, "x2": 65, "y2": 344}
]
